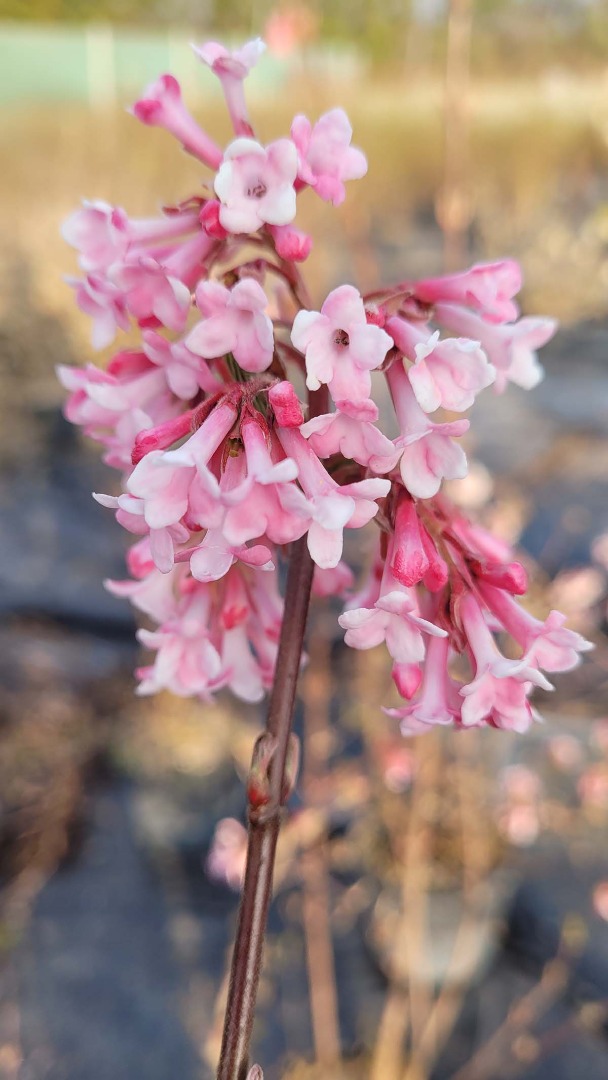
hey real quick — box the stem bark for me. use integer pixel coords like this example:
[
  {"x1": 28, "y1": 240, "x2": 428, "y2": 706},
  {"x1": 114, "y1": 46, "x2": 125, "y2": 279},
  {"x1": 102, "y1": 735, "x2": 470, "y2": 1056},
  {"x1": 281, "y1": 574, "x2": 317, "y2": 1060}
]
[{"x1": 216, "y1": 535, "x2": 315, "y2": 1080}]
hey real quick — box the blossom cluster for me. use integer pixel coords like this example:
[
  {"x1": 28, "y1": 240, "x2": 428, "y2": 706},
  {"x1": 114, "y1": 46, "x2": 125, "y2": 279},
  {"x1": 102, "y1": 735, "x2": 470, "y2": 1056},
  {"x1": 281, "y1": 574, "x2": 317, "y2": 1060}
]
[{"x1": 60, "y1": 38, "x2": 592, "y2": 732}]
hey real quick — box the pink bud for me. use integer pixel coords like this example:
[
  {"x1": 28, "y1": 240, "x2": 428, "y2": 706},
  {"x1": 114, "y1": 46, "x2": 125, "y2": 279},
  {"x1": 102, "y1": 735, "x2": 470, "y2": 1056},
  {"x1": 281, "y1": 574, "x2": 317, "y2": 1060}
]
[
  {"x1": 473, "y1": 560, "x2": 528, "y2": 594},
  {"x1": 420, "y1": 526, "x2": 449, "y2": 592},
  {"x1": 392, "y1": 662, "x2": 422, "y2": 699},
  {"x1": 267, "y1": 223, "x2": 312, "y2": 262},
  {"x1": 131, "y1": 410, "x2": 195, "y2": 465},
  {"x1": 200, "y1": 199, "x2": 228, "y2": 239},
  {"x1": 390, "y1": 498, "x2": 429, "y2": 587},
  {"x1": 269, "y1": 381, "x2": 304, "y2": 427}
]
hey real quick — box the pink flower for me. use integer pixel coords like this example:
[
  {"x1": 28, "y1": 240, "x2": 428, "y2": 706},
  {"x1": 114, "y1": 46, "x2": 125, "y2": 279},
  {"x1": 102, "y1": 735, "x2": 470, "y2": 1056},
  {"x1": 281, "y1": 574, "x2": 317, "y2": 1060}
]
[
  {"x1": 137, "y1": 587, "x2": 224, "y2": 699},
  {"x1": 387, "y1": 360, "x2": 469, "y2": 498},
  {"x1": 187, "y1": 279, "x2": 274, "y2": 372},
  {"x1": 184, "y1": 527, "x2": 274, "y2": 583},
  {"x1": 435, "y1": 304, "x2": 557, "y2": 393},
  {"x1": 112, "y1": 256, "x2": 191, "y2": 332},
  {"x1": 460, "y1": 675, "x2": 536, "y2": 733},
  {"x1": 300, "y1": 412, "x2": 400, "y2": 473},
  {"x1": 461, "y1": 593, "x2": 553, "y2": 691},
  {"x1": 58, "y1": 350, "x2": 180, "y2": 469},
  {"x1": 214, "y1": 138, "x2": 298, "y2": 234},
  {"x1": 458, "y1": 594, "x2": 551, "y2": 732},
  {"x1": 62, "y1": 201, "x2": 129, "y2": 272},
  {"x1": 193, "y1": 38, "x2": 265, "y2": 136},
  {"x1": 105, "y1": 564, "x2": 183, "y2": 623},
  {"x1": 387, "y1": 316, "x2": 495, "y2": 412},
  {"x1": 97, "y1": 399, "x2": 239, "y2": 571},
  {"x1": 385, "y1": 636, "x2": 460, "y2": 734},
  {"x1": 131, "y1": 74, "x2": 223, "y2": 169},
  {"x1": 413, "y1": 260, "x2": 522, "y2": 323},
  {"x1": 313, "y1": 561, "x2": 355, "y2": 598},
  {"x1": 62, "y1": 200, "x2": 200, "y2": 273},
  {"x1": 67, "y1": 274, "x2": 130, "y2": 349},
  {"x1": 220, "y1": 417, "x2": 310, "y2": 547},
  {"x1": 142, "y1": 329, "x2": 219, "y2": 399},
  {"x1": 291, "y1": 109, "x2": 367, "y2": 205},
  {"x1": 480, "y1": 585, "x2": 594, "y2": 673},
  {"x1": 339, "y1": 587, "x2": 446, "y2": 666},
  {"x1": 277, "y1": 427, "x2": 390, "y2": 567},
  {"x1": 291, "y1": 285, "x2": 393, "y2": 421}
]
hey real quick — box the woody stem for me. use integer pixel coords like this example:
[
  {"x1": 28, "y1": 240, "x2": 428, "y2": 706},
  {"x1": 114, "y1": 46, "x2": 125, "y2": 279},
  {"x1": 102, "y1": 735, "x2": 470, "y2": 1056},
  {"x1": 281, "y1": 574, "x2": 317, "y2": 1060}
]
[{"x1": 216, "y1": 380, "x2": 329, "y2": 1080}]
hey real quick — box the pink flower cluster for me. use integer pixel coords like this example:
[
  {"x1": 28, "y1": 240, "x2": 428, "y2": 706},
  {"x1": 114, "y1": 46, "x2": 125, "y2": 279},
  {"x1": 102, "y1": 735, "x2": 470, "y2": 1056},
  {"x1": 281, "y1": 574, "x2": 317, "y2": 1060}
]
[{"x1": 60, "y1": 39, "x2": 591, "y2": 730}]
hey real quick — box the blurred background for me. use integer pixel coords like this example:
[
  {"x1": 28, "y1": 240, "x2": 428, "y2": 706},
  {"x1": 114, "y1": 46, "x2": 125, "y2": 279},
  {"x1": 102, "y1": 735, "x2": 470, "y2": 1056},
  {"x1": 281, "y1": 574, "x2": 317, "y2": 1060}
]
[{"x1": 2, "y1": 1, "x2": 608, "y2": 1078}]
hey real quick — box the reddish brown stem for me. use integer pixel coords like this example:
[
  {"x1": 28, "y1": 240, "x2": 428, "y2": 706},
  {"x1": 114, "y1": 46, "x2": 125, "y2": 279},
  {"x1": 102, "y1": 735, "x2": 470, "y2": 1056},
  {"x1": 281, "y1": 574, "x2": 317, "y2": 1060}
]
[{"x1": 216, "y1": 537, "x2": 315, "y2": 1080}]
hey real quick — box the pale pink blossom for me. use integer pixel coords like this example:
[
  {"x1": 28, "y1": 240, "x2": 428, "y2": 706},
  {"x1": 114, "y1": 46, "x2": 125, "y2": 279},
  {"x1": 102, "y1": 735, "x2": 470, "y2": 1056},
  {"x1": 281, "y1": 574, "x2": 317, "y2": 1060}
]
[
  {"x1": 291, "y1": 285, "x2": 393, "y2": 420},
  {"x1": 96, "y1": 400, "x2": 239, "y2": 571},
  {"x1": 142, "y1": 329, "x2": 219, "y2": 398},
  {"x1": 58, "y1": 351, "x2": 180, "y2": 470},
  {"x1": 459, "y1": 593, "x2": 550, "y2": 732},
  {"x1": 136, "y1": 586, "x2": 223, "y2": 699},
  {"x1": 385, "y1": 636, "x2": 460, "y2": 734},
  {"x1": 460, "y1": 593, "x2": 553, "y2": 691},
  {"x1": 67, "y1": 274, "x2": 130, "y2": 349},
  {"x1": 131, "y1": 74, "x2": 223, "y2": 169},
  {"x1": 387, "y1": 360, "x2": 469, "y2": 498},
  {"x1": 387, "y1": 316, "x2": 495, "y2": 412},
  {"x1": 413, "y1": 260, "x2": 522, "y2": 323},
  {"x1": 111, "y1": 256, "x2": 191, "y2": 332},
  {"x1": 291, "y1": 109, "x2": 367, "y2": 205},
  {"x1": 62, "y1": 201, "x2": 129, "y2": 272},
  {"x1": 105, "y1": 565, "x2": 183, "y2": 623},
  {"x1": 339, "y1": 588, "x2": 446, "y2": 665},
  {"x1": 181, "y1": 527, "x2": 274, "y2": 583},
  {"x1": 62, "y1": 200, "x2": 200, "y2": 273},
  {"x1": 461, "y1": 675, "x2": 537, "y2": 733},
  {"x1": 193, "y1": 38, "x2": 265, "y2": 136},
  {"x1": 220, "y1": 417, "x2": 310, "y2": 547},
  {"x1": 219, "y1": 623, "x2": 266, "y2": 702},
  {"x1": 312, "y1": 561, "x2": 355, "y2": 597},
  {"x1": 434, "y1": 303, "x2": 557, "y2": 392},
  {"x1": 94, "y1": 491, "x2": 190, "y2": 573},
  {"x1": 278, "y1": 426, "x2": 390, "y2": 567},
  {"x1": 187, "y1": 279, "x2": 274, "y2": 372},
  {"x1": 214, "y1": 138, "x2": 298, "y2": 234},
  {"x1": 300, "y1": 412, "x2": 400, "y2": 473},
  {"x1": 480, "y1": 585, "x2": 594, "y2": 673}
]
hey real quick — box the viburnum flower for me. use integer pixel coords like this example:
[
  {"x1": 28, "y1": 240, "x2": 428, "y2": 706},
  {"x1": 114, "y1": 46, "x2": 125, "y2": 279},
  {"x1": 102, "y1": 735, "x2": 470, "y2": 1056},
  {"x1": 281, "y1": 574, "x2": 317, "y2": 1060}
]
[
  {"x1": 193, "y1": 38, "x2": 265, "y2": 137},
  {"x1": 214, "y1": 137, "x2": 298, "y2": 233},
  {"x1": 434, "y1": 302, "x2": 557, "y2": 392},
  {"x1": 291, "y1": 108, "x2": 368, "y2": 205},
  {"x1": 187, "y1": 278, "x2": 275, "y2": 373},
  {"x1": 60, "y1": 34, "x2": 590, "y2": 736},
  {"x1": 291, "y1": 284, "x2": 393, "y2": 420}
]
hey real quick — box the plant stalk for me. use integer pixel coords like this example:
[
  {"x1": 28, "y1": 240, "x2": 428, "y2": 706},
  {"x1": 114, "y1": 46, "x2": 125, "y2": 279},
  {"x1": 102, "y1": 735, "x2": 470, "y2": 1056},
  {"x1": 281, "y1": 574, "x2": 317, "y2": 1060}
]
[{"x1": 216, "y1": 534, "x2": 315, "y2": 1080}]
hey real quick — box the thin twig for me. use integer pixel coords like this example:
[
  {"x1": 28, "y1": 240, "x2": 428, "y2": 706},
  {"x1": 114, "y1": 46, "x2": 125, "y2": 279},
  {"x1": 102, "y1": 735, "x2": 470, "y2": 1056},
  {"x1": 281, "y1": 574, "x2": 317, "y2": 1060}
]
[
  {"x1": 216, "y1": 375, "x2": 329, "y2": 1080},
  {"x1": 216, "y1": 536, "x2": 315, "y2": 1080}
]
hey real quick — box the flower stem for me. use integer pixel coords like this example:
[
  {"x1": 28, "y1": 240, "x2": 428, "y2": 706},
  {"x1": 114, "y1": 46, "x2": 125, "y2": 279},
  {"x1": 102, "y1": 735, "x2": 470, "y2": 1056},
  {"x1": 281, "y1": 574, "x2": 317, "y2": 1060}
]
[{"x1": 216, "y1": 534, "x2": 315, "y2": 1080}]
